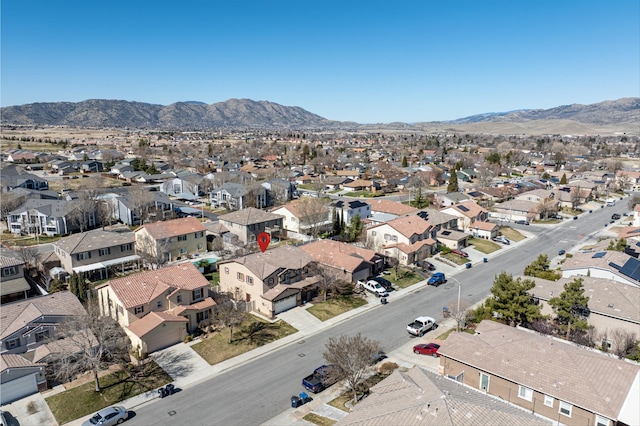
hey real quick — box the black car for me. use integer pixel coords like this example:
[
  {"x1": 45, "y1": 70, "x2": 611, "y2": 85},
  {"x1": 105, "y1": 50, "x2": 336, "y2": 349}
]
[
  {"x1": 611, "y1": 213, "x2": 621, "y2": 220},
  {"x1": 418, "y1": 260, "x2": 436, "y2": 271},
  {"x1": 515, "y1": 220, "x2": 529, "y2": 225},
  {"x1": 374, "y1": 277, "x2": 394, "y2": 292}
]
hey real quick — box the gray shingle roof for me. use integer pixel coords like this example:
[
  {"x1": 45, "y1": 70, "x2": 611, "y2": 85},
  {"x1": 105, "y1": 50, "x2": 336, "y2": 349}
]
[
  {"x1": 53, "y1": 229, "x2": 135, "y2": 254},
  {"x1": 218, "y1": 207, "x2": 284, "y2": 226}
]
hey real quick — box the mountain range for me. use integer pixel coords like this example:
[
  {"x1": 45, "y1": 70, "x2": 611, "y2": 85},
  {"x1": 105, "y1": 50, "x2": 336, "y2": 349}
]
[{"x1": 1, "y1": 97, "x2": 638, "y2": 135}]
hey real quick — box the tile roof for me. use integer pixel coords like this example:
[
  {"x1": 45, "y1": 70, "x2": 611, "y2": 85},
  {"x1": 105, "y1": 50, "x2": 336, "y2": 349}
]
[
  {"x1": 438, "y1": 320, "x2": 640, "y2": 420},
  {"x1": 527, "y1": 276, "x2": 640, "y2": 323},
  {"x1": 471, "y1": 221, "x2": 499, "y2": 231},
  {"x1": 170, "y1": 297, "x2": 216, "y2": 316},
  {"x1": 366, "y1": 199, "x2": 419, "y2": 216},
  {"x1": 0, "y1": 353, "x2": 45, "y2": 373},
  {"x1": 217, "y1": 207, "x2": 284, "y2": 226},
  {"x1": 135, "y1": 216, "x2": 205, "y2": 240},
  {"x1": 0, "y1": 247, "x2": 24, "y2": 268},
  {"x1": 337, "y1": 367, "x2": 550, "y2": 426},
  {"x1": 562, "y1": 250, "x2": 638, "y2": 283},
  {"x1": 220, "y1": 245, "x2": 313, "y2": 280},
  {"x1": 299, "y1": 240, "x2": 379, "y2": 272},
  {"x1": 53, "y1": 229, "x2": 135, "y2": 254},
  {"x1": 386, "y1": 215, "x2": 433, "y2": 238},
  {"x1": 451, "y1": 200, "x2": 488, "y2": 218},
  {"x1": 126, "y1": 311, "x2": 188, "y2": 338},
  {"x1": 0, "y1": 291, "x2": 86, "y2": 339},
  {"x1": 104, "y1": 263, "x2": 209, "y2": 309},
  {"x1": 416, "y1": 208, "x2": 458, "y2": 226}
]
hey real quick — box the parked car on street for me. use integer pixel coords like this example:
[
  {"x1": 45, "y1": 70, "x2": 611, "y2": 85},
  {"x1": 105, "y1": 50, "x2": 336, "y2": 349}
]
[
  {"x1": 558, "y1": 249, "x2": 566, "y2": 256},
  {"x1": 427, "y1": 272, "x2": 446, "y2": 287},
  {"x1": 611, "y1": 213, "x2": 621, "y2": 220},
  {"x1": 413, "y1": 343, "x2": 441, "y2": 357},
  {"x1": 407, "y1": 316, "x2": 436, "y2": 337},
  {"x1": 82, "y1": 406, "x2": 128, "y2": 426},
  {"x1": 515, "y1": 220, "x2": 530, "y2": 225}
]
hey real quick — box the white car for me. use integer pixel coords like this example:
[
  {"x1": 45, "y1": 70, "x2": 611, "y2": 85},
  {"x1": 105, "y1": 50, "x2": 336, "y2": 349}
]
[
  {"x1": 407, "y1": 316, "x2": 436, "y2": 336},
  {"x1": 82, "y1": 406, "x2": 128, "y2": 426},
  {"x1": 357, "y1": 280, "x2": 389, "y2": 297}
]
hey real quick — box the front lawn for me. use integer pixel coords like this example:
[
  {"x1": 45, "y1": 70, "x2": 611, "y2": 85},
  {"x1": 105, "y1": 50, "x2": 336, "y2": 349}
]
[
  {"x1": 498, "y1": 227, "x2": 526, "y2": 242},
  {"x1": 191, "y1": 316, "x2": 297, "y2": 365},
  {"x1": 468, "y1": 237, "x2": 500, "y2": 254},
  {"x1": 442, "y1": 253, "x2": 469, "y2": 265},
  {"x1": 306, "y1": 295, "x2": 367, "y2": 321},
  {"x1": 387, "y1": 268, "x2": 423, "y2": 288},
  {"x1": 46, "y1": 361, "x2": 171, "y2": 425},
  {"x1": 303, "y1": 412, "x2": 337, "y2": 426}
]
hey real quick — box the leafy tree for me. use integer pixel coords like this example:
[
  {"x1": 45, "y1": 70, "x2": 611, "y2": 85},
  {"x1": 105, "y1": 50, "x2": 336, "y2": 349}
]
[
  {"x1": 485, "y1": 152, "x2": 501, "y2": 165},
  {"x1": 447, "y1": 169, "x2": 459, "y2": 193},
  {"x1": 549, "y1": 277, "x2": 590, "y2": 339},
  {"x1": 559, "y1": 173, "x2": 567, "y2": 184},
  {"x1": 68, "y1": 273, "x2": 89, "y2": 304},
  {"x1": 345, "y1": 214, "x2": 363, "y2": 242},
  {"x1": 487, "y1": 272, "x2": 542, "y2": 327},
  {"x1": 607, "y1": 238, "x2": 627, "y2": 252},
  {"x1": 524, "y1": 254, "x2": 561, "y2": 281},
  {"x1": 323, "y1": 333, "x2": 382, "y2": 403}
]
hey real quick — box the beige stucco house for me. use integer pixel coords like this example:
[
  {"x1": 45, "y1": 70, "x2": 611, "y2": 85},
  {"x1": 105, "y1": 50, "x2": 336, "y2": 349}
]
[
  {"x1": 96, "y1": 263, "x2": 215, "y2": 354},
  {"x1": 217, "y1": 245, "x2": 320, "y2": 318},
  {"x1": 134, "y1": 216, "x2": 206, "y2": 265},
  {"x1": 366, "y1": 215, "x2": 437, "y2": 266}
]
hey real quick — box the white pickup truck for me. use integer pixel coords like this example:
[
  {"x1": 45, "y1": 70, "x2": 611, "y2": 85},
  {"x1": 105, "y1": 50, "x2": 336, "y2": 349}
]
[
  {"x1": 357, "y1": 280, "x2": 389, "y2": 298},
  {"x1": 407, "y1": 316, "x2": 436, "y2": 336}
]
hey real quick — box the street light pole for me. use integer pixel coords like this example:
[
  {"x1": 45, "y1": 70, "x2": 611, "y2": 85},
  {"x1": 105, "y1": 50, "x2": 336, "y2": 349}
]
[{"x1": 450, "y1": 276, "x2": 462, "y2": 332}]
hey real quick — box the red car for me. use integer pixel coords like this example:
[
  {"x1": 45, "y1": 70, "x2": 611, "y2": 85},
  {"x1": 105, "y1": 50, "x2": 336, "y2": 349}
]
[
  {"x1": 413, "y1": 343, "x2": 441, "y2": 357},
  {"x1": 451, "y1": 249, "x2": 469, "y2": 258}
]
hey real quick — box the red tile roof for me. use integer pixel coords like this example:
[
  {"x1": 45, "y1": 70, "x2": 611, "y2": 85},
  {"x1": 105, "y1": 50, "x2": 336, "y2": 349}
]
[
  {"x1": 126, "y1": 311, "x2": 188, "y2": 338},
  {"x1": 136, "y1": 217, "x2": 205, "y2": 240}
]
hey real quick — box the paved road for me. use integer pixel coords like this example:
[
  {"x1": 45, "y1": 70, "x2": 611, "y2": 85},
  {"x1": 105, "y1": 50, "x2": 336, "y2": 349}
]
[{"x1": 125, "y1": 196, "x2": 633, "y2": 426}]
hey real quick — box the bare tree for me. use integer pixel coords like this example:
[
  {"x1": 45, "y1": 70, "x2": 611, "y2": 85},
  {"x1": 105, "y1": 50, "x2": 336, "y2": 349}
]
[
  {"x1": 17, "y1": 246, "x2": 40, "y2": 275},
  {"x1": 569, "y1": 186, "x2": 583, "y2": 210},
  {"x1": 127, "y1": 186, "x2": 155, "y2": 225},
  {"x1": 323, "y1": 333, "x2": 382, "y2": 404},
  {"x1": 68, "y1": 197, "x2": 97, "y2": 232},
  {"x1": 296, "y1": 198, "x2": 330, "y2": 238},
  {"x1": 536, "y1": 197, "x2": 559, "y2": 220},
  {"x1": 0, "y1": 190, "x2": 24, "y2": 220},
  {"x1": 47, "y1": 303, "x2": 129, "y2": 392},
  {"x1": 448, "y1": 298, "x2": 471, "y2": 332},
  {"x1": 136, "y1": 233, "x2": 170, "y2": 270},
  {"x1": 214, "y1": 299, "x2": 248, "y2": 344},
  {"x1": 610, "y1": 328, "x2": 637, "y2": 359}
]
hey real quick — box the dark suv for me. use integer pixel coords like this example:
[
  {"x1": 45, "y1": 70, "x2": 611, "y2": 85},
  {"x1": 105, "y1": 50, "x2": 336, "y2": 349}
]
[
  {"x1": 374, "y1": 277, "x2": 394, "y2": 292},
  {"x1": 418, "y1": 260, "x2": 436, "y2": 271},
  {"x1": 611, "y1": 213, "x2": 621, "y2": 220}
]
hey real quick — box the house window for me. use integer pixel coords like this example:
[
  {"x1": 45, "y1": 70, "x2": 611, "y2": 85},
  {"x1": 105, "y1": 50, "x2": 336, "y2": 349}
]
[
  {"x1": 76, "y1": 252, "x2": 91, "y2": 261},
  {"x1": 198, "y1": 243, "x2": 203, "y2": 250},
  {"x1": 195, "y1": 231, "x2": 204, "y2": 238},
  {"x1": 177, "y1": 294, "x2": 182, "y2": 303},
  {"x1": 224, "y1": 267, "x2": 229, "y2": 274},
  {"x1": 156, "y1": 300, "x2": 163, "y2": 309},
  {"x1": 518, "y1": 385, "x2": 533, "y2": 401},
  {"x1": 120, "y1": 243, "x2": 133, "y2": 252},
  {"x1": 178, "y1": 235, "x2": 187, "y2": 241},
  {"x1": 559, "y1": 401, "x2": 572, "y2": 417},
  {"x1": 268, "y1": 277, "x2": 275, "y2": 286},
  {"x1": 602, "y1": 338, "x2": 612, "y2": 350},
  {"x1": 1, "y1": 267, "x2": 17, "y2": 277},
  {"x1": 247, "y1": 276, "x2": 253, "y2": 285},
  {"x1": 196, "y1": 311, "x2": 209, "y2": 323},
  {"x1": 371, "y1": 231, "x2": 376, "y2": 236},
  {"x1": 595, "y1": 415, "x2": 611, "y2": 426},
  {"x1": 99, "y1": 248, "x2": 111, "y2": 256},
  {"x1": 543, "y1": 395, "x2": 554, "y2": 407},
  {"x1": 117, "y1": 306, "x2": 123, "y2": 316},
  {"x1": 6, "y1": 338, "x2": 20, "y2": 349},
  {"x1": 180, "y1": 248, "x2": 187, "y2": 254},
  {"x1": 35, "y1": 330, "x2": 49, "y2": 342},
  {"x1": 134, "y1": 306, "x2": 144, "y2": 315},
  {"x1": 237, "y1": 272, "x2": 244, "y2": 281},
  {"x1": 192, "y1": 288, "x2": 203, "y2": 301},
  {"x1": 479, "y1": 373, "x2": 489, "y2": 391}
]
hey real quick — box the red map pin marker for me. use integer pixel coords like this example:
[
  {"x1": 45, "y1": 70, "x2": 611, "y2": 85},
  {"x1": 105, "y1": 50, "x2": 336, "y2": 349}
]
[{"x1": 257, "y1": 232, "x2": 271, "y2": 252}]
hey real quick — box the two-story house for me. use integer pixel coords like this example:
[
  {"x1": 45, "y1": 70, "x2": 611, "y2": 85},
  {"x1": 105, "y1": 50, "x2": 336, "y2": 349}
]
[
  {"x1": 217, "y1": 207, "x2": 284, "y2": 246},
  {"x1": 440, "y1": 200, "x2": 489, "y2": 232},
  {"x1": 52, "y1": 228, "x2": 140, "y2": 281},
  {"x1": 7, "y1": 199, "x2": 96, "y2": 236},
  {"x1": 366, "y1": 215, "x2": 437, "y2": 266},
  {"x1": 209, "y1": 182, "x2": 268, "y2": 210},
  {"x1": 299, "y1": 239, "x2": 384, "y2": 283},
  {"x1": 271, "y1": 200, "x2": 331, "y2": 240},
  {"x1": 366, "y1": 199, "x2": 418, "y2": 225},
  {"x1": 0, "y1": 164, "x2": 49, "y2": 192},
  {"x1": 439, "y1": 320, "x2": 640, "y2": 426},
  {"x1": 329, "y1": 200, "x2": 371, "y2": 226},
  {"x1": 217, "y1": 245, "x2": 320, "y2": 318},
  {"x1": 135, "y1": 216, "x2": 207, "y2": 264},
  {"x1": 96, "y1": 263, "x2": 215, "y2": 354},
  {"x1": 1, "y1": 247, "x2": 32, "y2": 305}
]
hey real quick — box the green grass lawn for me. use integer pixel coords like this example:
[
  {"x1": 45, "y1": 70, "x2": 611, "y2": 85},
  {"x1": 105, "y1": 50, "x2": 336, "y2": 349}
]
[
  {"x1": 468, "y1": 237, "x2": 500, "y2": 254},
  {"x1": 191, "y1": 316, "x2": 297, "y2": 365},
  {"x1": 306, "y1": 295, "x2": 367, "y2": 321},
  {"x1": 387, "y1": 268, "x2": 423, "y2": 288},
  {"x1": 46, "y1": 361, "x2": 171, "y2": 425},
  {"x1": 442, "y1": 253, "x2": 469, "y2": 265},
  {"x1": 206, "y1": 271, "x2": 220, "y2": 286},
  {"x1": 499, "y1": 227, "x2": 526, "y2": 242},
  {"x1": 303, "y1": 412, "x2": 337, "y2": 426}
]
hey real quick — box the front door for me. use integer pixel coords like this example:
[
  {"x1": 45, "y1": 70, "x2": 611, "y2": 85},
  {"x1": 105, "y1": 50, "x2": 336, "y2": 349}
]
[{"x1": 480, "y1": 373, "x2": 490, "y2": 392}]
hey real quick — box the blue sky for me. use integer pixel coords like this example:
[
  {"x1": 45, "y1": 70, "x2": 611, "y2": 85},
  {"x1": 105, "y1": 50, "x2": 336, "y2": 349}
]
[{"x1": 2, "y1": 0, "x2": 638, "y2": 123}]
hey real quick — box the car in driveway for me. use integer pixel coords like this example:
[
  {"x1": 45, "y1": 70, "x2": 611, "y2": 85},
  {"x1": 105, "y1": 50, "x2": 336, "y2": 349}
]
[
  {"x1": 373, "y1": 276, "x2": 394, "y2": 292},
  {"x1": 492, "y1": 236, "x2": 510, "y2": 245},
  {"x1": 357, "y1": 280, "x2": 388, "y2": 297},
  {"x1": 450, "y1": 249, "x2": 469, "y2": 258},
  {"x1": 417, "y1": 260, "x2": 435, "y2": 271},
  {"x1": 82, "y1": 406, "x2": 128, "y2": 426},
  {"x1": 413, "y1": 343, "x2": 441, "y2": 357}
]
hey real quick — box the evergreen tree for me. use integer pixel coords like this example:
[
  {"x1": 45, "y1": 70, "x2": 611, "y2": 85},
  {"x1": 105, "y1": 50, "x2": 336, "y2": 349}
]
[
  {"x1": 332, "y1": 210, "x2": 342, "y2": 236},
  {"x1": 346, "y1": 214, "x2": 363, "y2": 242},
  {"x1": 402, "y1": 156, "x2": 408, "y2": 167},
  {"x1": 549, "y1": 278, "x2": 590, "y2": 339},
  {"x1": 447, "y1": 169, "x2": 459, "y2": 193},
  {"x1": 488, "y1": 272, "x2": 541, "y2": 327},
  {"x1": 524, "y1": 254, "x2": 561, "y2": 281},
  {"x1": 560, "y1": 173, "x2": 567, "y2": 184}
]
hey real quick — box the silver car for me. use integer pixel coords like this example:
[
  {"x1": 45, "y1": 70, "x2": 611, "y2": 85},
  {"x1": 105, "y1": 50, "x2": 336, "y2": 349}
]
[{"x1": 82, "y1": 406, "x2": 128, "y2": 426}]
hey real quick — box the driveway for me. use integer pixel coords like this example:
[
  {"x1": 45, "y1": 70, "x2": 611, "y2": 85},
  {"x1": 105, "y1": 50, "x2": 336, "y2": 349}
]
[
  {"x1": 151, "y1": 342, "x2": 212, "y2": 388},
  {"x1": 1, "y1": 391, "x2": 58, "y2": 426}
]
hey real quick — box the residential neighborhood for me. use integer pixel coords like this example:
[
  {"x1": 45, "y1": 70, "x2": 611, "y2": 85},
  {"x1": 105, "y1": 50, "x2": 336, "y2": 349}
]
[{"x1": 0, "y1": 127, "x2": 638, "y2": 426}]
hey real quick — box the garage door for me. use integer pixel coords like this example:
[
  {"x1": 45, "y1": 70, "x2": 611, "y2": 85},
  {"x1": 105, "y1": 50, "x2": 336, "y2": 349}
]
[
  {"x1": 1, "y1": 374, "x2": 38, "y2": 405},
  {"x1": 274, "y1": 294, "x2": 297, "y2": 314},
  {"x1": 145, "y1": 327, "x2": 182, "y2": 354}
]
